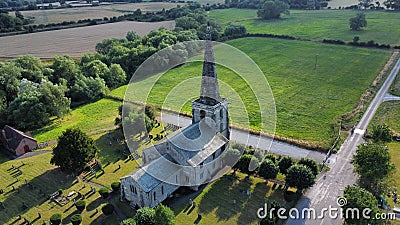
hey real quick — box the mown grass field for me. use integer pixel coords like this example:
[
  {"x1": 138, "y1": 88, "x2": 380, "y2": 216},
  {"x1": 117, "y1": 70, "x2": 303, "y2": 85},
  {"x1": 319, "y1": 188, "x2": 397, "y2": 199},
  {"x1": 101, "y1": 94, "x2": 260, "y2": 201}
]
[
  {"x1": 370, "y1": 101, "x2": 400, "y2": 134},
  {"x1": 174, "y1": 171, "x2": 296, "y2": 225},
  {"x1": 20, "y1": 2, "x2": 182, "y2": 24},
  {"x1": 209, "y1": 9, "x2": 400, "y2": 45},
  {"x1": 112, "y1": 37, "x2": 391, "y2": 147},
  {"x1": 384, "y1": 142, "x2": 400, "y2": 225}
]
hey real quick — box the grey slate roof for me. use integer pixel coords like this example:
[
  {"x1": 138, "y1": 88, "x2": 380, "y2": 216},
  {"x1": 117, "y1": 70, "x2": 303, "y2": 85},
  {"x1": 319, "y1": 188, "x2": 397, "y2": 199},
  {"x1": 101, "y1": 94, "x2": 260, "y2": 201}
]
[
  {"x1": 187, "y1": 133, "x2": 228, "y2": 167},
  {"x1": 168, "y1": 118, "x2": 216, "y2": 161},
  {"x1": 129, "y1": 154, "x2": 180, "y2": 193},
  {"x1": 1, "y1": 125, "x2": 37, "y2": 151}
]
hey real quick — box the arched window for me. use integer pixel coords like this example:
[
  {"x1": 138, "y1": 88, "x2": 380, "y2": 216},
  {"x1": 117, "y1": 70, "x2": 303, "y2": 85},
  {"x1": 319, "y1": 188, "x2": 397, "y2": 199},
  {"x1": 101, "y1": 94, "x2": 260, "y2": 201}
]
[
  {"x1": 200, "y1": 110, "x2": 206, "y2": 119},
  {"x1": 220, "y1": 108, "x2": 224, "y2": 118},
  {"x1": 161, "y1": 186, "x2": 164, "y2": 195},
  {"x1": 153, "y1": 191, "x2": 156, "y2": 201}
]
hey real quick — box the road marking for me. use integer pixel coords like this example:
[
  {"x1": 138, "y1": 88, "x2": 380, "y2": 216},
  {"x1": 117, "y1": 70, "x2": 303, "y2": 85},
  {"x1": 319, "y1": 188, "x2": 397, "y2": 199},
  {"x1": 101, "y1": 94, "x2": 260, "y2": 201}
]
[{"x1": 354, "y1": 128, "x2": 365, "y2": 135}]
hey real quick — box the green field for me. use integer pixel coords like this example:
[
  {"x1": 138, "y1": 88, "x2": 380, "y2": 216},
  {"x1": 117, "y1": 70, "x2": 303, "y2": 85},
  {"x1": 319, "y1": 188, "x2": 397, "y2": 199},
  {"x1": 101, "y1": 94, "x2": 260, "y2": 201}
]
[
  {"x1": 209, "y1": 9, "x2": 400, "y2": 45},
  {"x1": 32, "y1": 98, "x2": 121, "y2": 143},
  {"x1": 371, "y1": 101, "x2": 400, "y2": 134},
  {"x1": 390, "y1": 71, "x2": 400, "y2": 96},
  {"x1": 112, "y1": 37, "x2": 391, "y2": 148},
  {"x1": 384, "y1": 142, "x2": 400, "y2": 225}
]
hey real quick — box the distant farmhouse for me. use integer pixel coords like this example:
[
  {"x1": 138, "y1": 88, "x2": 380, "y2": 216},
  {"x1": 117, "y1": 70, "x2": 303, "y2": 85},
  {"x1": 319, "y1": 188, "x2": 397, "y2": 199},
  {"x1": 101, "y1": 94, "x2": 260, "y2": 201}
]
[
  {"x1": 1, "y1": 125, "x2": 38, "y2": 156},
  {"x1": 121, "y1": 25, "x2": 230, "y2": 208}
]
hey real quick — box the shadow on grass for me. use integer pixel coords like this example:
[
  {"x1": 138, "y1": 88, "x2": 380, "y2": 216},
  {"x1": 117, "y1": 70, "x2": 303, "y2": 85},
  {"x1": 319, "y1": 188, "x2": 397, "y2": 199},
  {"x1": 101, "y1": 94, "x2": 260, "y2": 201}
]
[
  {"x1": 87, "y1": 197, "x2": 104, "y2": 211},
  {"x1": 95, "y1": 129, "x2": 126, "y2": 164},
  {"x1": 0, "y1": 168, "x2": 74, "y2": 224}
]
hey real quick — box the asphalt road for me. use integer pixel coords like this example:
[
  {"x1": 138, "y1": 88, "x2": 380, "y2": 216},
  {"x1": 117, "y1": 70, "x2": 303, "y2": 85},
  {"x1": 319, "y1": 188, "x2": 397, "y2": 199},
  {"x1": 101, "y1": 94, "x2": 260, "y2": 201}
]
[
  {"x1": 160, "y1": 112, "x2": 326, "y2": 162},
  {"x1": 286, "y1": 56, "x2": 400, "y2": 225}
]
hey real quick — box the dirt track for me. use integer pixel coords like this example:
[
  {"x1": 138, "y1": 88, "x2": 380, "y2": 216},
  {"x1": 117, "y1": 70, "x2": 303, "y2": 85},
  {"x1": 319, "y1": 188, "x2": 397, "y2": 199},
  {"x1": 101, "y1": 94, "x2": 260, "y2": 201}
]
[{"x1": 0, "y1": 20, "x2": 175, "y2": 59}]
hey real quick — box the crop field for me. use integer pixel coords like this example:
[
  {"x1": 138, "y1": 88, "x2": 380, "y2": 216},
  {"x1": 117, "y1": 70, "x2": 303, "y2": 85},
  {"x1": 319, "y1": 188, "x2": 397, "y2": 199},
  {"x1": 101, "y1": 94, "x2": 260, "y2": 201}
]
[
  {"x1": 327, "y1": 0, "x2": 385, "y2": 9},
  {"x1": 209, "y1": 9, "x2": 400, "y2": 45},
  {"x1": 0, "y1": 20, "x2": 175, "y2": 58},
  {"x1": 19, "y1": 2, "x2": 182, "y2": 24},
  {"x1": 111, "y1": 37, "x2": 391, "y2": 147}
]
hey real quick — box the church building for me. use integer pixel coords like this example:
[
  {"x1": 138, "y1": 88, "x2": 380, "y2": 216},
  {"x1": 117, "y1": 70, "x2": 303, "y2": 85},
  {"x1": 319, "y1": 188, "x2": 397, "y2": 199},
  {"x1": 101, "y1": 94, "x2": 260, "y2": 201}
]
[{"x1": 120, "y1": 24, "x2": 230, "y2": 208}]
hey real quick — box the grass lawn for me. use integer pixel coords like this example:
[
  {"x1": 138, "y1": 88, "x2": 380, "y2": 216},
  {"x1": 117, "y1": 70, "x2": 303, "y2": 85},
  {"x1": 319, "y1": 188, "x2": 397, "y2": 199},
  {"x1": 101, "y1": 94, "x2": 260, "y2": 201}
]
[
  {"x1": 384, "y1": 142, "x2": 400, "y2": 225},
  {"x1": 32, "y1": 98, "x2": 121, "y2": 143},
  {"x1": 390, "y1": 71, "x2": 400, "y2": 96},
  {"x1": 174, "y1": 171, "x2": 296, "y2": 225},
  {"x1": 112, "y1": 37, "x2": 391, "y2": 148},
  {"x1": 209, "y1": 9, "x2": 400, "y2": 45},
  {"x1": 370, "y1": 101, "x2": 400, "y2": 134}
]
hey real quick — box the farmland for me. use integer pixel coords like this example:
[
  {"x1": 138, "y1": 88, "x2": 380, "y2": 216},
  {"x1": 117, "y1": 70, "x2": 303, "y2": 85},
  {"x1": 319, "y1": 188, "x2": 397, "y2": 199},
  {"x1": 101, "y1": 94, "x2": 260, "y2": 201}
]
[
  {"x1": 111, "y1": 37, "x2": 391, "y2": 147},
  {"x1": 19, "y1": 2, "x2": 182, "y2": 25},
  {"x1": 209, "y1": 9, "x2": 400, "y2": 45},
  {"x1": 0, "y1": 20, "x2": 175, "y2": 58}
]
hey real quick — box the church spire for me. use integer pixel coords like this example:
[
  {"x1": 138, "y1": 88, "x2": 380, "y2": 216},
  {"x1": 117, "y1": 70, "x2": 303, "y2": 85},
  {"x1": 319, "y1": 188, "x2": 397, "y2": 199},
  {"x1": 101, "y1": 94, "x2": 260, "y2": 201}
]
[{"x1": 200, "y1": 22, "x2": 222, "y2": 105}]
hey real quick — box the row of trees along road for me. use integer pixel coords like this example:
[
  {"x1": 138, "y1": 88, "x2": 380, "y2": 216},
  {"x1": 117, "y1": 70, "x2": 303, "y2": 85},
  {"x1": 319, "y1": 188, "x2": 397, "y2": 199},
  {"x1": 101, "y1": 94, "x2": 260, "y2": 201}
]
[{"x1": 340, "y1": 124, "x2": 395, "y2": 225}]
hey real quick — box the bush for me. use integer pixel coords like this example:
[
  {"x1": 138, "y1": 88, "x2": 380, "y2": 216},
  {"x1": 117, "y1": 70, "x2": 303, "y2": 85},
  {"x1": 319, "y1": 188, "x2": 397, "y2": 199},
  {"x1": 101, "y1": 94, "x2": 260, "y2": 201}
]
[
  {"x1": 70, "y1": 214, "x2": 82, "y2": 225},
  {"x1": 101, "y1": 203, "x2": 115, "y2": 215},
  {"x1": 99, "y1": 188, "x2": 110, "y2": 199},
  {"x1": 75, "y1": 200, "x2": 86, "y2": 211},
  {"x1": 50, "y1": 213, "x2": 62, "y2": 225},
  {"x1": 134, "y1": 207, "x2": 155, "y2": 225},
  {"x1": 111, "y1": 181, "x2": 121, "y2": 192}
]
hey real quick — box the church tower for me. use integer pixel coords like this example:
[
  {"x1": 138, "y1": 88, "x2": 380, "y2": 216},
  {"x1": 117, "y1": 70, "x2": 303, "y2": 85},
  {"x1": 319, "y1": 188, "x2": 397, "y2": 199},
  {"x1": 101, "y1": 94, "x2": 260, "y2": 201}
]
[{"x1": 191, "y1": 23, "x2": 230, "y2": 139}]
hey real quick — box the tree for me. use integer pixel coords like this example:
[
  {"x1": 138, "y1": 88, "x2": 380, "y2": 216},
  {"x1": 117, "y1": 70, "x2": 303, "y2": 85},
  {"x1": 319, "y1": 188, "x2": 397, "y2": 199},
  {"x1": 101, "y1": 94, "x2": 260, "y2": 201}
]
[
  {"x1": 257, "y1": 0, "x2": 289, "y2": 20},
  {"x1": 371, "y1": 124, "x2": 392, "y2": 143},
  {"x1": 7, "y1": 92, "x2": 49, "y2": 130},
  {"x1": 50, "y1": 213, "x2": 62, "y2": 225},
  {"x1": 111, "y1": 181, "x2": 121, "y2": 192},
  {"x1": 351, "y1": 143, "x2": 394, "y2": 194},
  {"x1": 13, "y1": 55, "x2": 46, "y2": 83},
  {"x1": 342, "y1": 185, "x2": 385, "y2": 225},
  {"x1": 121, "y1": 218, "x2": 137, "y2": 225},
  {"x1": 50, "y1": 128, "x2": 99, "y2": 174},
  {"x1": 134, "y1": 207, "x2": 155, "y2": 225},
  {"x1": 264, "y1": 154, "x2": 277, "y2": 163},
  {"x1": 145, "y1": 105, "x2": 156, "y2": 121},
  {"x1": 298, "y1": 158, "x2": 319, "y2": 176},
  {"x1": 99, "y1": 188, "x2": 110, "y2": 199},
  {"x1": 154, "y1": 204, "x2": 175, "y2": 225},
  {"x1": 105, "y1": 63, "x2": 126, "y2": 89},
  {"x1": 0, "y1": 62, "x2": 21, "y2": 103},
  {"x1": 235, "y1": 154, "x2": 259, "y2": 175},
  {"x1": 101, "y1": 203, "x2": 115, "y2": 216},
  {"x1": 75, "y1": 200, "x2": 86, "y2": 211},
  {"x1": 258, "y1": 159, "x2": 279, "y2": 180},
  {"x1": 38, "y1": 81, "x2": 70, "y2": 118},
  {"x1": 384, "y1": 0, "x2": 400, "y2": 10},
  {"x1": 223, "y1": 148, "x2": 241, "y2": 168},
  {"x1": 126, "y1": 31, "x2": 140, "y2": 42},
  {"x1": 285, "y1": 164, "x2": 316, "y2": 191},
  {"x1": 71, "y1": 76, "x2": 109, "y2": 102},
  {"x1": 349, "y1": 13, "x2": 367, "y2": 31},
  {"x1": 70, "y1": 214, "x2": 82, "y2": 225},
  {"x1": 224, "y1": 23, "x2": 247, "y2": 37},
  {"x1": 278, "y1": 156, "x2": 294, "y2": 174},
  {"x1": 50, "y1": 55, "x2": 81, "y2": 87},
  {"x1": 82, "y1": 59, "x2": 109, "y2": 79},
  {"x1": 359, "y1": 0, "x2": 373, "y2": 8}
]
